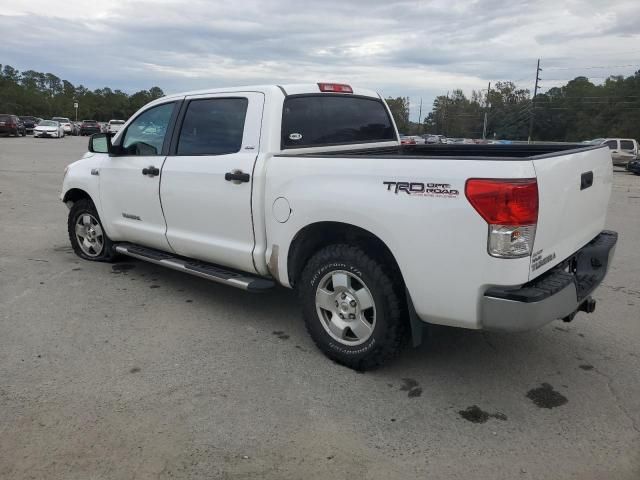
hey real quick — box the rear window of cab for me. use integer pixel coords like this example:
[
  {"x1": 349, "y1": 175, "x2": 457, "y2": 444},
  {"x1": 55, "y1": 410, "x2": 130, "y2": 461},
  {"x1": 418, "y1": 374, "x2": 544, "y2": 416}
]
[{"x1": 281, "y1": 95, "x2": 396, "y2": 149}]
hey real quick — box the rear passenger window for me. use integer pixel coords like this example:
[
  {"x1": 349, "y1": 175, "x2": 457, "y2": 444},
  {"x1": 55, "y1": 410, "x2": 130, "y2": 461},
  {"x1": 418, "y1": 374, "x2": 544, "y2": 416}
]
[
  {"x1": 620, "y1": 140, "x2": 634, "y2": 150},
  {"x1": 281, "y1": 95, "x2": 395, "y2": 148},
  {"x1": 177, "y1": 98, "x2": 248, "y2": 155},
  {"x1": 604, "y1": 140, "x2": 617, "y2": 150}
]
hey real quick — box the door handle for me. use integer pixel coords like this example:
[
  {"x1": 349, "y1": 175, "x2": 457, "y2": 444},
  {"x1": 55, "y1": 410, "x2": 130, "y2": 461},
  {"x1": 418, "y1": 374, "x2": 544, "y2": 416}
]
[
  {"x1": 225, "y1": 170, "x2": 250, "y2": 183},
  {"x1": 142, "y1": 166, "x2": 160, "y2": 177}
]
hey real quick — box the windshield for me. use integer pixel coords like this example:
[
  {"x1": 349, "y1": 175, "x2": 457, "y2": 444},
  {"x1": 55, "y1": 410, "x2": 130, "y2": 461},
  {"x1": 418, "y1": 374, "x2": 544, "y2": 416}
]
[
  {"x1": 110, "y1": 120, "x2": 125, "y2": 125},
  {"x1": 83, "y1": 120, "x2": 97, "y2": 124},
  {"x1": 39, "y1": 120, "x2": 57, "y2": 127},
  {"x1": 52, "y1": 117, "x2": 69, "y2": 122}
]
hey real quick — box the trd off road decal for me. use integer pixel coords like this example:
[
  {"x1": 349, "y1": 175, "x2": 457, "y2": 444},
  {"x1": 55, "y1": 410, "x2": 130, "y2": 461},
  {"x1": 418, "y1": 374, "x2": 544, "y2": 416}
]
[{"x1": 383, "y1": 181, "x2": 459, "y2": 198}]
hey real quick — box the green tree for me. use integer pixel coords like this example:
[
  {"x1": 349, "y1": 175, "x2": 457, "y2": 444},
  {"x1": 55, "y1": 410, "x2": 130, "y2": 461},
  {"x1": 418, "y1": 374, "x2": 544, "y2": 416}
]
[{"x1": 385, "y1": 96, "x2": 410, "y2": 133}]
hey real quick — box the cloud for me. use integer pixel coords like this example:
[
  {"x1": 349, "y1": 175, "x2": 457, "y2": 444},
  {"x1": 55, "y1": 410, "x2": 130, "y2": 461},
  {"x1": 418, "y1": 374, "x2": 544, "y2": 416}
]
[{"x1": 1, "y1": 0, "x2": 639, "y2": 120}]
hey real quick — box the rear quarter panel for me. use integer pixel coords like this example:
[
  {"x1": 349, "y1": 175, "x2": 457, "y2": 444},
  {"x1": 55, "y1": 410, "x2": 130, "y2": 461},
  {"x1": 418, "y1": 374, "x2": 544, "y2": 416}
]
[{"x1": 265, "y1": 155, "x2": 536, "y2": 329}]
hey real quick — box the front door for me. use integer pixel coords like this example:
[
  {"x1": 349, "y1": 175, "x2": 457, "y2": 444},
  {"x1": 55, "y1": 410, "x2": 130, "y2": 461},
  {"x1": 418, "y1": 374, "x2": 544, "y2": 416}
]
[
  {"x1": 99, "y1": 101, "x2": 178, "y2": 251},
  {"x1": 160, "y1": 92, "x2": 264, "y2": 273}
]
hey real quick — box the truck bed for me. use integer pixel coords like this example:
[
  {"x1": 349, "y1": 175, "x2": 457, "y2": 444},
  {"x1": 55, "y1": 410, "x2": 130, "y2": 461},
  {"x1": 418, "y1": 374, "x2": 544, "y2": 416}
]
[{"x1": 279, "y1": 143, "x2": 602, "y2": 160}]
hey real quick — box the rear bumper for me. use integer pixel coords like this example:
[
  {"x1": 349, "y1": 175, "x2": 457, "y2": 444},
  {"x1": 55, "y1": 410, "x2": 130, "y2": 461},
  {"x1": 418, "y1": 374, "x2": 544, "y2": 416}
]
[{"x1": 480, "y1": 230, "x2": 618, "y2": 332}]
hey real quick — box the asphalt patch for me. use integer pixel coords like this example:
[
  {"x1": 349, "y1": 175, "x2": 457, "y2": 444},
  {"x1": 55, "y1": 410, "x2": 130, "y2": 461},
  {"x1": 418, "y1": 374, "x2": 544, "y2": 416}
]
[
  {"x1": 459, "y1": 405, "x2": 508, "y2": 424},
  {"x1": 400, "y1": 378, "x2": 422, "y2": 398},
  {"x1": 272, "y1": 331, "x2": 290, "y2": 340},
  {"x1": 579, "y1": 364, "x2": 594, "y2": 370},
  {"x1": 526, "y1": 383, "x2": 568, "y2": 409},
  {"x1": 112, "y1": 264, "x2": 136, "y2": 273}
]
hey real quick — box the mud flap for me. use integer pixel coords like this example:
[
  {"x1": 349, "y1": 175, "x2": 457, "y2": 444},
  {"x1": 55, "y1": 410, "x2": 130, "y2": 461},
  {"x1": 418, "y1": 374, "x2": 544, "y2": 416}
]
[{"x1": 406, "y1": 289, "x2": 424, "y2": 347}]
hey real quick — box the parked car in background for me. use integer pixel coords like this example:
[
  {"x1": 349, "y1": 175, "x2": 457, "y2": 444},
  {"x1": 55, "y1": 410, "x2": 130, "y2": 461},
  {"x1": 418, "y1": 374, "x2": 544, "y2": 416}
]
[
  {"x1": 399, "y1": 134, "x2": 416, "y2": 145},
  {"x1": 19, "y1": 116, "x2": 41, "y2": 134},
  {"x1": 407, "y1": 135, "x2": 426, "y2": 144},
  {"x1": 108, "y1": 119, "x2": 125, "y2": 134},
  {"x1": 423, "y1": 134, "x2": 441, "y2": 144},
  {"x1": 52, "y1": 117, "x2": 74, "y2": 136},
  {"x1": 80, "y1": 120, "x2": 101, "y2": 136},
  {"x1": 33, "y1": 120, "x2": 64, "y2": 138},
  {"x1": 626, "y1": 159, "x2": 640, "y2": 175},
  {"x1": 0, "y1": 114, "x2": 26, "y2": 136},
  {"x1": 599, "y1": 138, "x2": 638, "y2": 167}
]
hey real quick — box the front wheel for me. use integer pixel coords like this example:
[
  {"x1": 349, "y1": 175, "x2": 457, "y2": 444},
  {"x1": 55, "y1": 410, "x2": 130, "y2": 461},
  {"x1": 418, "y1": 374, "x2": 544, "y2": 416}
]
[
  {"x1": 298, "y1": 244, "x2": 408, "y2": 370},
  {"x1": 68, "y1": 199, "x2": 116, "y2": 261}
]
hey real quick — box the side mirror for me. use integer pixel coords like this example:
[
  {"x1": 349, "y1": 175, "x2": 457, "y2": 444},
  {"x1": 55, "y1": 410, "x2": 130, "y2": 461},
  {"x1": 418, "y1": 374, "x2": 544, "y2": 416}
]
[{"x1": 88, "y1": 133, "x2": 111, "y2": 154}]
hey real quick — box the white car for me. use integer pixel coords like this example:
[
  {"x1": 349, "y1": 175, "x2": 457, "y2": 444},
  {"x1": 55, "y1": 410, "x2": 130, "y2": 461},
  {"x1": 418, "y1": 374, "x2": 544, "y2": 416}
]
[
  {"x1": 108, "y1": 119, "x2": 125, "y2": 134},
  {"x1": 52, "y1": 117, "x2": 73, "y2": 135},
  {"x1": 593, "y1": 138, "x2": 639, "y2": 167},
  {"x1": 34, "y1": 120, "x2": 64, "y2": 138},
  {"x1": 60, "y1": 82, "x2": 617, "y2": 369}
]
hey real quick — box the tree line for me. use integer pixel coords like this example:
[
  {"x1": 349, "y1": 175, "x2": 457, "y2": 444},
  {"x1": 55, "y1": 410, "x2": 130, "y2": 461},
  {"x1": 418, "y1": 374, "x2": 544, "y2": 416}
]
[
  {"x1": 2, "y1": 63, "x2": 638, "y2": 140},
  {"x1": 387, "y1": 70, "x2": 640, "y2": 141},
  {"x1": 0, "y1": 64, "x2": 164, "y2": 121}
]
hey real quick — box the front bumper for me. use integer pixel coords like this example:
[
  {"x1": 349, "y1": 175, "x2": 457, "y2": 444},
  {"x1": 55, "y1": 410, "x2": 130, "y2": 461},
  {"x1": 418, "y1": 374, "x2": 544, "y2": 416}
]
[{"x1": 481, "y1": 230, "x2": 618, "y2": 332}]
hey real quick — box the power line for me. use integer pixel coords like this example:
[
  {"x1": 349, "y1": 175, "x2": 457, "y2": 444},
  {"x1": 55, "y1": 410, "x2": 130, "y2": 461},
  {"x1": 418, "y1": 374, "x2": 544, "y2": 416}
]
[{"x1": 543, "y1": 63, "x2": 639, "y2": 70}]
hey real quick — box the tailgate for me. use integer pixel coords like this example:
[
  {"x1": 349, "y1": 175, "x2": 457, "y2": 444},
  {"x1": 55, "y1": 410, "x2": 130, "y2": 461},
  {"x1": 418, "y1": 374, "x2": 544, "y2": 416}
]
[{"x1": 530, "y1": 146, "x2": 612, "y2": 279}]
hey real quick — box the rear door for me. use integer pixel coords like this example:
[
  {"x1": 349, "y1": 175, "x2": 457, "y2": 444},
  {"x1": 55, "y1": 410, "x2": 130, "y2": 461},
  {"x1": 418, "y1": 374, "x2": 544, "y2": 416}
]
[
  {"x1": 529, "y1": 146, "x2": 613, "y2": 279},
  {"x1": 160, "y1": 92, "x2": 264, "y2": 273}
]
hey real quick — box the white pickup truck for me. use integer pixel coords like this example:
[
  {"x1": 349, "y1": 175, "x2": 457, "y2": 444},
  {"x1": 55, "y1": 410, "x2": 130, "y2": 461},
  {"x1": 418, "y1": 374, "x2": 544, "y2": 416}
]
[{"x1": 61, "y1": 82, "x2": 618, "y2": 369}]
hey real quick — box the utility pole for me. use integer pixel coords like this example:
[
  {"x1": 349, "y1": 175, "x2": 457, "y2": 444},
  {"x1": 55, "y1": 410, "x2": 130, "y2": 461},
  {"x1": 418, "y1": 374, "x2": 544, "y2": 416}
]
[
  {"x1": 443, "y1": 91, "x2": 449, "y2": 136},
  {"x1": 528, "y1": 58, "x2": 541, "y2": 144},
  {"x1": 482, "y1": 81, "x2": 491, "y2": 140},
  {"x1": 418, "y1": 97, "x2": 423, "y2": 134}
]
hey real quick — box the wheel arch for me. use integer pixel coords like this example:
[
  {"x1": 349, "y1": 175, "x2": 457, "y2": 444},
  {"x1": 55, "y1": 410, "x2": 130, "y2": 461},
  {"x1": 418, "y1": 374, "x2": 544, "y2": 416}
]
[
  {"x1": 287, "y1": 221, "x2": 405, "y2": 290},
  {"x1": 62, "y1": 188, "x2": 94, "y2": 208}
]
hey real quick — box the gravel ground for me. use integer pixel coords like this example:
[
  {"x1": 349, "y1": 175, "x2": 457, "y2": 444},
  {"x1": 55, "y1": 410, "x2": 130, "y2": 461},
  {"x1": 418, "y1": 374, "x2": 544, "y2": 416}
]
[{"x1": 1, "y1": 135, "x2": 639, "y2": 479}]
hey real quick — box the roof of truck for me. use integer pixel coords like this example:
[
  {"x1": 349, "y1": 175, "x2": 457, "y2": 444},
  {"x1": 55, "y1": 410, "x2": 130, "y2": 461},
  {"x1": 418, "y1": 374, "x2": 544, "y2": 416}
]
[{"x1": 159, "y1": 84, "x2": 380, "y2": 102}]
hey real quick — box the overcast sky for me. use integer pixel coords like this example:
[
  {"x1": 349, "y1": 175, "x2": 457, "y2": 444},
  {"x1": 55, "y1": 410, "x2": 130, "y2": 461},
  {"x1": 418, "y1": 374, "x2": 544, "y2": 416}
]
[{"x1": 1, "y1": 0, "x2": 639, "y2": 120}]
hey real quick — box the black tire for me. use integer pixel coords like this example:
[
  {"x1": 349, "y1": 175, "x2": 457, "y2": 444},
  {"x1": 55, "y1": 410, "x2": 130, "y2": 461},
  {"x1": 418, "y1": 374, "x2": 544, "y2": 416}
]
[
  {"x1": 298, "y1": 244, "x2": 408, "y2": 370},
  {"x1": 68, "y1": 198, "x2": 116, "y2": 262}
]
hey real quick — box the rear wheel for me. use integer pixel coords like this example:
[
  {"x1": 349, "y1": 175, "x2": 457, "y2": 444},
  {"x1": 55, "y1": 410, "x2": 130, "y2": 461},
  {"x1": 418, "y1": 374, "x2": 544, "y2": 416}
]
[
  {"x1": 298, "y1": 244, "x2": 408, "y2": 370},
  {"x1": 68, "y1": 199, "x2": 116, "y2": 262}
]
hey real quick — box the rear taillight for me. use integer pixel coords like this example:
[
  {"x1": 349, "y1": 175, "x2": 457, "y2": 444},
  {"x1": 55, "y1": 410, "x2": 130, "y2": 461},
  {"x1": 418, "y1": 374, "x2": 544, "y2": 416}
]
[
  {"x1": 318, "y1": 83, "x2": 353, "y2": 93},
  {"x1": 465, "y1": 178, "x2": 538, "y2": 258}
]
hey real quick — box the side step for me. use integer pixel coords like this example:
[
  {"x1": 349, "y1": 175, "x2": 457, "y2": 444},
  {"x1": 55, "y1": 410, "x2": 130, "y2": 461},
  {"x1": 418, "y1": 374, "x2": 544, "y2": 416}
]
[{"x1": 114, "y1": 243, "x2": 275, "y2": 292}]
